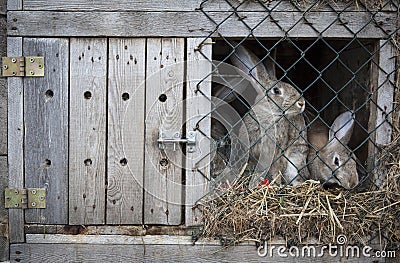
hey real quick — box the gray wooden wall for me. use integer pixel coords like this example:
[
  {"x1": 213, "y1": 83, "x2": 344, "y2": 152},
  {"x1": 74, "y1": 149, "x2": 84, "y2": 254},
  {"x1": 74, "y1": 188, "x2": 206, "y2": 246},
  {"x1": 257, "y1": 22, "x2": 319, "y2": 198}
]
[{"x1": 0, "y1": 0, "x2": 8, "y2": 260}]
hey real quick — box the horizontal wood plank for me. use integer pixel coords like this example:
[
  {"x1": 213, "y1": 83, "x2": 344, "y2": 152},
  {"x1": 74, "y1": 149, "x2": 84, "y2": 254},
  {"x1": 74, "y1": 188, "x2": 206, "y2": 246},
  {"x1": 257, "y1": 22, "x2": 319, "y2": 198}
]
[
  {"x1": 8, "y1": 11, "x2": 396, "y2": 39},
  {"x1": 11, "y1": 242, "x2": 387, "y2": 262},
  {"x1": 22, "y1": 0, "x2": 398, "y2": 12}
]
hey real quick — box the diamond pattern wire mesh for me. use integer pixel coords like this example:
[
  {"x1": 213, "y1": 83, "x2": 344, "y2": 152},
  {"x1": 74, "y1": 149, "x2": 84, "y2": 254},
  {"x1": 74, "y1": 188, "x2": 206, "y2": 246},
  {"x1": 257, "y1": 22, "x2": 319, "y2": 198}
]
[{"x1": 192, "y1": 0, "x2": 399, "y2": 247}]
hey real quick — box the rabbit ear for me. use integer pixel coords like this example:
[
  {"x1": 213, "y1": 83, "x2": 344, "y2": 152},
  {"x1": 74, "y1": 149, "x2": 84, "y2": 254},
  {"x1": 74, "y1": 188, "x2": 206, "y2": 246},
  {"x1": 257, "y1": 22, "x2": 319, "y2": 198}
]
[
  {"x1": 329, "y1": 111, "x2": 355, "y2": 144},
  {"x1": 214, "y1": 84, "x2": 237, "y2": 103},
  {"x1": 230, "y1": 43, "x2": 276, "y2": 84}
]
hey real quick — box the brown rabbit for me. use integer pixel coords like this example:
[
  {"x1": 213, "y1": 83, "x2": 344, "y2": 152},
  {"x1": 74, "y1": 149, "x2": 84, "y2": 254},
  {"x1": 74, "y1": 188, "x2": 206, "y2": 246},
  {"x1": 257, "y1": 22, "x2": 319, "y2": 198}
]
[
  {"x1": 212, "y1": 43, "x2": 309, "y2": 187},
  {"x1": 307, "y1": 111, "x2": 359, "y2": 189}
]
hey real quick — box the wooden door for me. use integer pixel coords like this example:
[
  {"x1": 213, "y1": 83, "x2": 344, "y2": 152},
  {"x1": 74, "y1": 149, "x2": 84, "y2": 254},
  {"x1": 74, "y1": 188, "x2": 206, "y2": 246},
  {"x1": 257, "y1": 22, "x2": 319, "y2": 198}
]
[{"x1": 8, "y1": 37, "x2": 212, "y2": 232}]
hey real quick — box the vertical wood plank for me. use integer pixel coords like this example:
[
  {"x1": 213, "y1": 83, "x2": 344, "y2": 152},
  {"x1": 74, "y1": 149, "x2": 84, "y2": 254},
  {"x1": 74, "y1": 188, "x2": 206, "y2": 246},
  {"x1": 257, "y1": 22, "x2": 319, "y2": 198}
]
[
  {"x1": 107, "y1": 38, "x2": 145, "y2": 224},
  {"x1": 7, "y1": 37, "x2": 24, "y2": 243},
  {"x1": 144, "y1": 38, "x2": 184, "y2": 225},
  {"x1": 23, "y1": 38, "x2": 69, "y2": 224},
  {"x1": 69, "y1": 38, "x2": 107, "y2": 225},
  {"x1": 185, "y1": 38, "x2": 212, "y2": 226},
  {"x1": 372, "y1": 40, "x2": 395, "y2": 188}
]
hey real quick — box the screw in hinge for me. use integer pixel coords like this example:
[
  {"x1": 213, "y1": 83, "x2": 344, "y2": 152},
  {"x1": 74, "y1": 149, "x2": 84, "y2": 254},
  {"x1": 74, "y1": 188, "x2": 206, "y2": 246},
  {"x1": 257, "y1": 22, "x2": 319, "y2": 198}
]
[
  {"x1": 11, "y1": 58, "x2": 17, "y2": 63},
  {"x1": 3, "y1": 65, "x2": 8, "y2": 70},
  {"x1": 29, "y1": 58, "x2": 35, "y2": 63},
  {"x1": 31, "y1": 202, "x2": 36, "y2": 207},
  {"x1": 31, "y1": 189, "x2": 37, "y2": 195},
  {"x1": 39, "y1": 196, "x2": 44, "y2": 201}
]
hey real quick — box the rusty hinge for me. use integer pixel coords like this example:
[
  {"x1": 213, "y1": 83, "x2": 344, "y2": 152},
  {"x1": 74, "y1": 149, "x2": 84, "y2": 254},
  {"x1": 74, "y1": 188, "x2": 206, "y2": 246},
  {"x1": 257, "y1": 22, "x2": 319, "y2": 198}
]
[
  {"x1": 5, "y1": 188, "x2": 46, "y2": 209},
  {"x1": 2, "y1": 56, "x2": 44, "y2": 77}
]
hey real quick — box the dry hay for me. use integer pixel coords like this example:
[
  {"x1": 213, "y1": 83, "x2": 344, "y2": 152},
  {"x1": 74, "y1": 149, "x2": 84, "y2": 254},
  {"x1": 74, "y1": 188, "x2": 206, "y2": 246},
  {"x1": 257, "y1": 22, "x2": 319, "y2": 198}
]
[{"x1": 198, "y1": 175, "x2": 399, "y2": 247}]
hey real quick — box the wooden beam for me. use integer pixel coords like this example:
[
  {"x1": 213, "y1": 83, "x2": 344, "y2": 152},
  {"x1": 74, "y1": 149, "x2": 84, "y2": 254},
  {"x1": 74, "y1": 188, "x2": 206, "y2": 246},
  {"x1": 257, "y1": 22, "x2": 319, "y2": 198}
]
[
  {"x1": 11, "y1": 241, "x2": 387, "y2": 262},
  {"x1": 7, "y1": 37, "x2": 24, "y2": 243},
  {"x1": 23, "y1": 38, "x2": 69, "y2": 224},
  {"x1": 106, "y1": 38, "x2": 145, "y2": 224},
  {"x1": 371, "y1": 40, "x2": 396, "y2": 188},
  {"x1": 185, "y1": 38, "x2": 212, "y2": 226},
  {"x1": 8, "y1": 11, "x2": 397, "y2": 39},
  {"x1": 21, "y1": 0, "x2": 398, "y2": 12},
  {"x1": 69, "y1": 38, "x2": 107, "y2": 225}
]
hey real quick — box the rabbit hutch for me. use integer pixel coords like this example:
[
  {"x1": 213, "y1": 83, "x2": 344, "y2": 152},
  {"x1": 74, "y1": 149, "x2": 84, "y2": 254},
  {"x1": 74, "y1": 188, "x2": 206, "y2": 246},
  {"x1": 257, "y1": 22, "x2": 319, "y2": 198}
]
[{"x1": 3, "y1": 0, "x2": 399, "y2": 262}]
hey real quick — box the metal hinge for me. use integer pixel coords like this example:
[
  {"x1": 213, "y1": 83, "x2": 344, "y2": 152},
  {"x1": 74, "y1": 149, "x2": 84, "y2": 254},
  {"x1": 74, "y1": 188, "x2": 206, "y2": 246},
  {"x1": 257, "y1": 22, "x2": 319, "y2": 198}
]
[
  {"x1": 158, "y1": 131, "x2": 197, "y2": 152},
  {"x1": 4, "y1": 188, "x2": 46, "y2": 209},
  {"x1": 2, "y1": 56, "x2": 44, "y2": 77}
]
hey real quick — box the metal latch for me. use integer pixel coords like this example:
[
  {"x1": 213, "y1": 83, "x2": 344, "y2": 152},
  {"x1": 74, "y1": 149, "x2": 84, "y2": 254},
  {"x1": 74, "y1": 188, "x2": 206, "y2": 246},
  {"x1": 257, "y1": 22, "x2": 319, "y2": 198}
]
[
  {"x1": 5, "y1": 188, "x2": 46, "y2": 209},
  {"x1": 158, "y1": 131, "x2": 196, "y2": 152},
  {"x1": 2, "y1": 56, "x2": 44, "y2": 77}
]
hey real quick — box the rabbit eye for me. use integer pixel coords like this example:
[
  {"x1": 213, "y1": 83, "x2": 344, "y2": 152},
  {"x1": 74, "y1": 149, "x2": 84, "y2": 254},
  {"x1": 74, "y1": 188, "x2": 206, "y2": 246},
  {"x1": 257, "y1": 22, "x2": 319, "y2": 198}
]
[
  {"x1": 334, "y1": 156, "x2": 340, "y2": 166},
  {"x1": 272, "y1": 87, "x2": 281, "y2": 95}
]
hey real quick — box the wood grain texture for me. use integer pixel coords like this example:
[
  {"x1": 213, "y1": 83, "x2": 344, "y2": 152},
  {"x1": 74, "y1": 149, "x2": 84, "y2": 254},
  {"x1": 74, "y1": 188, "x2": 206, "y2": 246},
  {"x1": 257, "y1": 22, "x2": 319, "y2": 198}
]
[
  {"x1": 8, "y1": 11, "x2": 397, "y2": 39},
  {"x1": 372, "y1": 40, "x2": 396, "y2": 188},
  {"x1": 144, "y1": 38, "x2": 185, "y2": 225},
  {"x1": 23, "y1": 38, "x2": 69, "y2": 224},
  {"x1": 0, "y1": 16, "x2": 6, "y2": 154},
  {"x1": 185, "y1": 38, "x2": 212, "y2": 226},
  {"x1": 7, "y1": 0, "x2": 22, "y2": 10},
  {"x1": 10, "y1": 242, "x2": 387, "y2": 263},
  {"x1": 0, "y1": 156, "x2": 8, "y2": 261},
  {"x1": 7, "y1": 37, "x2": 24, "y2": 243},
  {"x1": 107, "y1": 38, "x2": 145, "y2": 224},
  {"x1": 21, "y1": 0, "x2": 398, "y2": 12},
  {"x1": 69, "y1": 38, "x2": 107, "y2": 225}
]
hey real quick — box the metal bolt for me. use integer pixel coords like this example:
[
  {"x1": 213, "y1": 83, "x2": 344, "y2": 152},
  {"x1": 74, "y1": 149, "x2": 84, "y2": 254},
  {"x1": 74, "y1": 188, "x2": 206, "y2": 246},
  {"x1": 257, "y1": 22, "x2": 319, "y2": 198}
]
[
  {"x1": 30, "y1": 58, "x2": 35, "y2": 63},
  {"x1": 11, "y1": 58, "x2": 17, "y2": 63},
  {"x1": 31, "y1": 202, "x2": 36, "y2": 207},
  {"x1": 3, "y1": 65, "x2": 8, "y2": 69},
  {"x1": 31, "y1": 189, "x2": 37, "y2": 195}
]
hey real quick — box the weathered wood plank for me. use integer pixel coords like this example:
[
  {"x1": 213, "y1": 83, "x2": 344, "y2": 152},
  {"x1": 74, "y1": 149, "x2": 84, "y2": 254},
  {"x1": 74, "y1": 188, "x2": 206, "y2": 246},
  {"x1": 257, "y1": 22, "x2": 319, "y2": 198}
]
[
  {"x1": 7, "y1": 37, "x2": 24, "y2": 243},
  {"x1": 185, "y1": 38, "x2": 212, "y2": 226},
  {"x1": 144, "y1": 38, "x2": 185, "y2": 225},
  {"x1": 372, "y1": 40, "x2": 396, "y2": 188},
  {"x1": 11, "y1": 242, "x2": 388, "y2": 262},
  {"x1": 107, "y1": 38, "x2": 145, "y2": 224},
  {"x1": 0, "y1": 15, "x2": 6, "y2": 154},
  {"x1": 0, "y1": 156, "x2": 9, "y2": 261},
  {"x1": 21, "y1": 0, "x2": 398, "y2": 12},
  {"x1": 69, "y1": 38, "x2": 107, "y2": 225},
  {"x1": 7, "y1": 0, "x2": 22, "y2": 10},
  {"x1": 23, "y1": 38, "x2": 69, "y2": 224},
  {"x1": 25, "y1": 234, "x2": 220, "y2": 245},
  {"x1": 24, "y1": 224, "x2": 201, "y2": 236},
  {"x1": 8, "y1": 11, "x2": 397, "y2": 39}
]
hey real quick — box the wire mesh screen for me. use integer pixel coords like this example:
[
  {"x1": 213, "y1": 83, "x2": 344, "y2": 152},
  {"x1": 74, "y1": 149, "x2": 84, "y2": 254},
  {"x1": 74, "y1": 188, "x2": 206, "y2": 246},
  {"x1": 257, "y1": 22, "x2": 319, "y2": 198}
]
[{"x1": 193, "y1": 0, "x2": 400, "y2": 248}]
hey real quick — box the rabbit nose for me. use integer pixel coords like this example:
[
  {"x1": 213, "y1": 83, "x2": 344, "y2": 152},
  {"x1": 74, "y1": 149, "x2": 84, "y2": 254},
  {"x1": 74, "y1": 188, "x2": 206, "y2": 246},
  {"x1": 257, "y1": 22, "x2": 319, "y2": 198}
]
[{"x1": 296, "y1": 101, "x2": 305, "y2": 110}]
